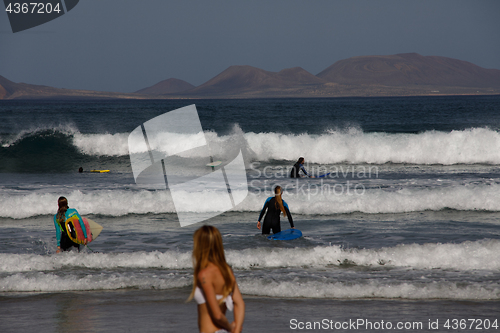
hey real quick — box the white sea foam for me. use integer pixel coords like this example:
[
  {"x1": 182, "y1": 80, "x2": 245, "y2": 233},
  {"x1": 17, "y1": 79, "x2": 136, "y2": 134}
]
[
  {"x1": 275, "y1": 183, "x2": 500, "y2": 215},
  {"x1": 3, "y1": 181, "x2": 500, "y2": 218},
  {"x1": 0, "y1": 251, "x2": 192, "y2": 273},
  {"x1": 1, "y1": 240, "x2": 499, "y2": 273},
  {"x1": 239, "y1": 279, "x2": 500, "y2": 300},
  {"x1": 227, "y1": 239, "x2": 500, "y2": 271},
  {"x1": 73, "y1": 132, "x2": 131, "y2": 156},
  {"x1": 66, "y1": 127, "x2": 500, "y2": 165},
  {"x1": 1, "y1": 240, "x2": 499, "y2": 297},
  {"x1": 245, "y1": 127, "x2": 500, "y2": 165},
  {"x1": 2, "y1": 272, "x2": 498, "y2": 299},
  {"x1": 0, "y1": 190, "x2": 177, "y2": 219},
  {"x1": 5, "y1": 126, "x2": 500, "y2": 164},
  {"x1": 0, "y1": 272, "x2": 191, "y2": 292}
]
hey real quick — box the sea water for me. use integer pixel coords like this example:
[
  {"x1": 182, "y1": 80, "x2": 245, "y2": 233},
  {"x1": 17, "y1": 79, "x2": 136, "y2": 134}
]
[{"x1": 1, "y1": 96, "x2": 500, "y2": 332}]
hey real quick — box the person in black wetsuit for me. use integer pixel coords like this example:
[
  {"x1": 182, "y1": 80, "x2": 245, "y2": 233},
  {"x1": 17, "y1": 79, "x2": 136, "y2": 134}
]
[
  {"x1": 257, "y1": 185, "x2": 294, "y2": 234},
  {"x1": 290, "y1": 157, "x2": 314, "y2": 178}
]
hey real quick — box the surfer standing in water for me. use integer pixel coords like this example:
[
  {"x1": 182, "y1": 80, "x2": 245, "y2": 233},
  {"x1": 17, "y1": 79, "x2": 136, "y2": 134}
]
[
  {"x1": 290, "y1": 157, "x2": 315, "y2": 178},
  {"x1": 257, "y1": 185, "x2": 294, "y2": 234},
  {"x1": 188, "y1": 225, "x2": 245, "y2": 333},
  {"x1": 54, "y1": 196, "x2": 87, "y2": 253}
]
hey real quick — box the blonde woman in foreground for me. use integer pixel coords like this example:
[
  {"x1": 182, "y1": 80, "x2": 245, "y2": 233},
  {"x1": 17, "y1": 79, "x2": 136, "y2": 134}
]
[{"x1": 188, "y1": 225, "x2": 245, "y2": 333}]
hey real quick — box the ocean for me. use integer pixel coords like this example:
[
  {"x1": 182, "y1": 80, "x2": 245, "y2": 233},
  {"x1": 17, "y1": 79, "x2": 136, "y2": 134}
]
[{"x1": 1, "y1": 96, "x2": 499, "y2": 332}]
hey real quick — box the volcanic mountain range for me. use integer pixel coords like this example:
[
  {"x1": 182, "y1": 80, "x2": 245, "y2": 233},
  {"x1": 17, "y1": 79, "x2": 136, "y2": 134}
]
[{"x1": 2, "y1": 53, "x2": 500, "y2": 99}]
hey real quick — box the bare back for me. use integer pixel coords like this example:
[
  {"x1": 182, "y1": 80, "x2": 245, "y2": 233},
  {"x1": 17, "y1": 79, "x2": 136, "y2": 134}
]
[{"x1": 197, "y1": 262, "x2": 235, "y2": 332}]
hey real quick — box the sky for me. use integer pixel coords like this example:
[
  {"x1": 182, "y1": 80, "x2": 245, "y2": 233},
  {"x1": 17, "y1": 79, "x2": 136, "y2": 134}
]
[{"x1": 1, "y1": 0, "x2": 499, "y2": 93}]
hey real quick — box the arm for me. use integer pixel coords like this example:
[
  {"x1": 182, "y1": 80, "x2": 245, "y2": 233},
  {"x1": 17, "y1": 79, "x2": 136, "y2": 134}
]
[
  {"x1": 198, "y1": 270, "x2": 233, "y2": 332},
  {"x1": 257, "y1": 198, "x2": 271, "y2": 229},
  {"x1": 258, "y1": 198, "x2": 271, "y2": 222},
  {"x1": 283, "y1": 200, "x2": 294, "y2": 228},
  {"x1": 231, "y1": 276, "x2": 245, "y2": 333},
  {"x1": 53, "y1": 215, "x2": 62, "y2": 251},
  {"x1": 300, "y1": 164, "x2": 308, "y2": 176},
  {"x1": 301, "y1": 165, "x2": 314, "y2": 177}
]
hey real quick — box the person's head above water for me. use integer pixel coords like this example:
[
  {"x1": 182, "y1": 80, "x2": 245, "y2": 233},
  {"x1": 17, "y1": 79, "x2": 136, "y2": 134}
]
[
  {"x1": 297, "y1": 157, "x2": 304, "y2": 164},
  {"x1": 56, "y1": 196, "x2": 68, "y2": 221},
  {"x1": 274, "y1": 185, "x2": 282, "y2": 196},
  {"x1": 58, "y1": 196, "x2": 68, "y2": 210}
]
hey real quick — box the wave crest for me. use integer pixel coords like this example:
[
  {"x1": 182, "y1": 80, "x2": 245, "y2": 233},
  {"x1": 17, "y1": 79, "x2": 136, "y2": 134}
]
[{"x1": 3, "y1": 127, "x2": 500, "y2": 166}]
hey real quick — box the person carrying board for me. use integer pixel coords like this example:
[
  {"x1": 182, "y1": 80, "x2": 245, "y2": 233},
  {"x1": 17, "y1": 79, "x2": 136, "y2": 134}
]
[
  {"x1": 290, "y1": 157, "x2": 315, "y2": 178},
  {"x1": 257, "y1": 185, "x2": 294, "y2": 234},
  {"x1": 54, "y1": 196, "x2": 87, "y2": 253}
]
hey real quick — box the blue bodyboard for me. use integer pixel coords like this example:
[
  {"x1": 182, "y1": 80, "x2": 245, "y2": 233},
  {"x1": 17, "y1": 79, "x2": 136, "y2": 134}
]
[
  {"x1": 267, "y1": 229, "x2": 302, "y2": 240},
  {"x1": 317, "y1": 172, "x2": 331, "y2": 178}
]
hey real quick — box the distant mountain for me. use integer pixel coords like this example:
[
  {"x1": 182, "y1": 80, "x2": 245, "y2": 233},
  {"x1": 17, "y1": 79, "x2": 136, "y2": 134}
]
[
  {"x1": 0, "y1": 75, "x2": 144, "y2": 100},
  {"x1": 135, "y1": 78, "x2": 195, "y2": 95},
  {"x1": 182, "y1": 65, "x2": 326, "y2": 96},
  {"x1": 2, "y1": 53, "x2": 500, "y2": 100},
  {"x1": 317, "y1": 53, "x2": 500, "y2": 88},
  {"x1": 0, "y1": 75, "x2": 19, "y2": 99}
]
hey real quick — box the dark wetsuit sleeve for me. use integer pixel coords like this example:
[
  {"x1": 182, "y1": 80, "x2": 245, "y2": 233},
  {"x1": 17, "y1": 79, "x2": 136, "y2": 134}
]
[
  {"x1": 291, "y1": 162, "x2": 302, "y2": 178},
  {"x1": 54, "y1": 214, "x2": 62, "y2": 247},
  {"x1": 283, "y1": 200, "x2": 294, "y2": 228},
  {"x1": 258, "y1": 197, "x2": 271, "y2": 221},
  {"x1": 300, "y1": 165, "x2": 309, "y2": 176}
]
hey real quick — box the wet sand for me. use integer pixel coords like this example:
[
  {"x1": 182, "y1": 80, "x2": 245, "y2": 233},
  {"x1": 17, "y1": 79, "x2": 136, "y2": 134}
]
[{"x1": 1, "y1": 289, "x2": 499, "y2": 332}]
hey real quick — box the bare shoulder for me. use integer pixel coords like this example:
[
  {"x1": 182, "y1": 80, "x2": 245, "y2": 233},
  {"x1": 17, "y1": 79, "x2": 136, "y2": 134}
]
[{"x1": 197, "y1": 263, "x2": 218, "y2": 284}]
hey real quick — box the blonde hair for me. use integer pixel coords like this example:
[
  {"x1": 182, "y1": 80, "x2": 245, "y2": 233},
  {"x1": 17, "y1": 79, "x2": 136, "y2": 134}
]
[
  {"x1": 188, "y1": 225, "x2": 234, "y2": 303},
  {"x1": 274, "y1": 186, "x2": 286, "y2": 217}
]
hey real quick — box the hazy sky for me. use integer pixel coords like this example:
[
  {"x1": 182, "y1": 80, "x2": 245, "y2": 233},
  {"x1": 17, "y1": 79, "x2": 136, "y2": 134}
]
[{"x1": 1, "y1": 0, "x2": 499, "y2": 93}]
